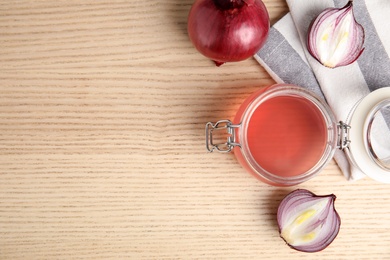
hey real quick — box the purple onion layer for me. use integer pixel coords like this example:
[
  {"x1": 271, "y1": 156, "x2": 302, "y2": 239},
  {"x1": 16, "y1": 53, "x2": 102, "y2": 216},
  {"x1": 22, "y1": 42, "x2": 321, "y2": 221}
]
[{"x1": 277, "y1": 189, "x2": 341, "y2": 253}]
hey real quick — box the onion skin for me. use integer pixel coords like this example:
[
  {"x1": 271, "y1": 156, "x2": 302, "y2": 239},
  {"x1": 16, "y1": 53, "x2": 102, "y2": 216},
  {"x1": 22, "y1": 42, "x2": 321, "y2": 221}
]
[
  {"x1": 187, "y1": 0, "x2": 269, "y2": 66},
  {"x1": 307, "y1": 1, "x2": 365, "y2": 68},
  {"x1": 277, "y1": 189, "x2": 341, "y2": 253}
]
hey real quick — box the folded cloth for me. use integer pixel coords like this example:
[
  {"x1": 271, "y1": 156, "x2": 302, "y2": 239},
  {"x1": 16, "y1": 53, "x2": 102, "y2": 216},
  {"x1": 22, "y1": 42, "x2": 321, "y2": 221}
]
[{"x1": 255, "y1": 0, "x2": 390, "y2": 181}]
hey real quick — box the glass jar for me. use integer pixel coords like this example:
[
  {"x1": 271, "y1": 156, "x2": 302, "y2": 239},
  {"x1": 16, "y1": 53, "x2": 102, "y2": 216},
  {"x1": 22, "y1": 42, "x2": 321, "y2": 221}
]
[{"x1": 206, "y1": 84, "x2": 390, "y2": 186}]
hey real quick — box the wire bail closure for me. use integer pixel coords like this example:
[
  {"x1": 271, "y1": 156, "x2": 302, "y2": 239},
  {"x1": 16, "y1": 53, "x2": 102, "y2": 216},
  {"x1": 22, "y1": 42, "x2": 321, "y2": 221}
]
[
  {"x1": 337, "y1": 121, "x2": 351, "y2": 150},
  {"x1": 205, "y1": 120, "x2": 241, "y2": 153}
]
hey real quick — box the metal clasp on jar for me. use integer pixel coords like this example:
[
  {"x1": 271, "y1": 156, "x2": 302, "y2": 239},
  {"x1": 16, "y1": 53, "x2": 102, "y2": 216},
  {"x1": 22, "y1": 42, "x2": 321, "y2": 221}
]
[
  {"x1": 205, "y1": 120, "x2": 241, "y2": 153},
  {"x1": 337, "y1": 121, "x2": 351, "y2": 150}
]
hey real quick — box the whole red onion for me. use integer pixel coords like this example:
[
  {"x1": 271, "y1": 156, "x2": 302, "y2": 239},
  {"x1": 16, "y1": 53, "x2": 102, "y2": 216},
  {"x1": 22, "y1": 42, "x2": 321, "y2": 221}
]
[{"x1": 187, "y1": 0, "x2": 270, "y2": 66}]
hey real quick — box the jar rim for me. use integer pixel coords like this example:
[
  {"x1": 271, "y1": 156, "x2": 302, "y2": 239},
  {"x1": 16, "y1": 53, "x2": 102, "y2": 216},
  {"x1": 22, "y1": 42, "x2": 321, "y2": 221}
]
[
  {"x1": 238, "y1": 84, "x2": 338, "y2": 186},
  {"x1": 365, "y1": 100, "x2": 390, "y2": 171}
]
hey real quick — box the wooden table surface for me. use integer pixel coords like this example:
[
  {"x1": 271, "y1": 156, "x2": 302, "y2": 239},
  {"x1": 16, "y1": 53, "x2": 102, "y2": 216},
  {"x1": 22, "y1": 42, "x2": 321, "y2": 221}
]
[{"x1": 1, "y1": 1, "x2": 390, "y2": 259}]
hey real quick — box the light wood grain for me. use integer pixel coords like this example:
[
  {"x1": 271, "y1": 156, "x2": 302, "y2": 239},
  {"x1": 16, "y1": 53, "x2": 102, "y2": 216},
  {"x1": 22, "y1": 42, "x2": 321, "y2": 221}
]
[{"x1": 1, "y1": 0, "x2": 390, "y2": 259}]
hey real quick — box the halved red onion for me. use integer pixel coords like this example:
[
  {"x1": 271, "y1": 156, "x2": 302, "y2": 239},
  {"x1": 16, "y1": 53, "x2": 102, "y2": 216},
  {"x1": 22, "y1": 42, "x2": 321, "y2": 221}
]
[
  {"x1": 277, "y1": 189, "x2": 341, "y2": 252},
  {"x1": 307, "y1": 1, "x2": 364, "y2": 68}
]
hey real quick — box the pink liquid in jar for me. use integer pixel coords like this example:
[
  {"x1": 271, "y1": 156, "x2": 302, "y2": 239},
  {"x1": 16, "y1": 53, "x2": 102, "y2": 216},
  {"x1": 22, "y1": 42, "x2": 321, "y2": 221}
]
[{"x1": 245, "y1": 95, "x2": 328, "y2": 177}]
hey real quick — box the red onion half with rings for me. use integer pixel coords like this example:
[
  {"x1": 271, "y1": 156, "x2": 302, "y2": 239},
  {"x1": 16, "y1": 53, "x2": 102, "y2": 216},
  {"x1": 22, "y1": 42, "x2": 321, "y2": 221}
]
[
  {"x1": 307, "y1": 1, "x2": 365, "y2": 68},
  {"x1": 187, "y1": 0, "x2": 270, "y2": 66},
  {"x1": 277, "y1": 189, "x2": 341, "y2": 253}
]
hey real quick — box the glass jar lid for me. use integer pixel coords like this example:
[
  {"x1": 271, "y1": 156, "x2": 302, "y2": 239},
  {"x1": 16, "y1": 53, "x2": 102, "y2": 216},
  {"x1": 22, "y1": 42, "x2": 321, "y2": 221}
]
[{"x1": 347, "y1": 87, "x2": 390, "y2": 183}]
